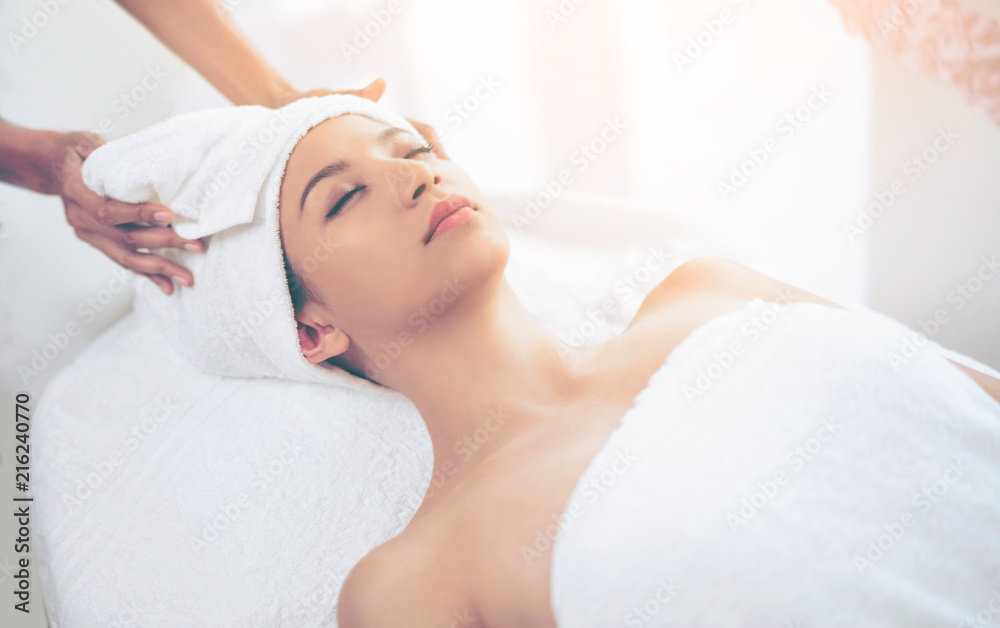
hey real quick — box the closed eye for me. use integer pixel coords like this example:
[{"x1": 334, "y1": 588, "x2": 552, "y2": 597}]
[
  {"x1": 324, "y1": 145, "x2": 432, "y2": 219},
  {"x1": 404, "y1": 145, "x2": 434, "y2": 159},
  {"x1": 326, "y1": 185, "x2": 367, "y2": 219}
]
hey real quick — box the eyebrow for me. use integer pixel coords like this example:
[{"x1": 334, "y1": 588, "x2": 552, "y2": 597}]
[{"x1": 298, "y1": 126, "x2": 415, "y2": 214}]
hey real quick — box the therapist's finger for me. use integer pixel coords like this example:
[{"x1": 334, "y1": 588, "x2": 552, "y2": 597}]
[
  {"x1": 141, "y1": 273, "x2": 175, "y2": 295},
  {"x1": 58, "y1": 138, "x2": 175, "y2": 226},
  {"x1": 72, "y1": 228, "x2": 195, "y2": 293},
  {"x1": 72, "y1": 227, "x2": 177, "y2": 295},
  {"x1": 284, "y1": 78, "x2": 387, "y2": 107},
  {"x1": 407, "y1": 118, "x2": 449, "y2": 160},
  {"x1": 81, "y1": 192, "x2": 174, "y2": 227},
  {"x1": 67, "y1": 203, "x2": 206, "y2": 252},
  {"x1": 70, "y1": 131, "x2": 106, "y2": 160},
  {"x1": 114, "y1": 225, "x2": 207, "y2": 254},
  {"x1": 329, "y1": 77, "x2": 386, "y2": 102},
  {"x1": 65, "y1": 201, "x2": 204, "y2": 255},
  {"x1": 357, "y1": 77, "x2": 386, "y2": 101}
]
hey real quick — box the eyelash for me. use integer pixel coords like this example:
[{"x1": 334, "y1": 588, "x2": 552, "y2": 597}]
[
  {"x1": 405, "y1": 144, "x2": 434, "y2": 159},
  {"x1": 325, "y1": 144, "x2": 434, "y2": 219}
]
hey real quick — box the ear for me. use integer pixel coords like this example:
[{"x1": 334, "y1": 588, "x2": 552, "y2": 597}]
[{"x1": 294, "y1": 302, "x2": 350, "y2": 364}]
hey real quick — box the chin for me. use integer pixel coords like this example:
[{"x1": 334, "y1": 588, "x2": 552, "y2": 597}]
[
  {"x1": 419, "y1": 228, "x2": 507, "y2": 318},
  {"x1": 444, "y1": 209, "x2": 509, "y2": 275}
]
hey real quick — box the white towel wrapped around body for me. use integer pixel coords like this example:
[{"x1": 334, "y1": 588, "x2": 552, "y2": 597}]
[{"x1": 550, "y1": 297, "x2": 1000, "y2": 627}]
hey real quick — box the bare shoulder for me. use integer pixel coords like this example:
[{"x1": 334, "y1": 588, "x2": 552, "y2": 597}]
[
  {"x1": 633, "y1": 256, "x2": 843, "y2": 323},
  {"x1": 635, "y1": 257, "x2": 1000, "y2": 403},
  {"x1": 337, "y1": 543, "x2": 415, "y2": 628},
  {"x1": 337, "y1": 531, "x2": 474, "y2": 628},
  {"x1": 684, "y1": 256, "x2": 843, "y2": 307}
]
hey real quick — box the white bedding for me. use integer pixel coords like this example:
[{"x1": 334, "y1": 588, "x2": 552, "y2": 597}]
[
  {"x1": 33, "y1": 191, "x2": 998, "y2": 626},
  {"x1": 33, "y1": 191, "x2": 723, "y2": 627}
]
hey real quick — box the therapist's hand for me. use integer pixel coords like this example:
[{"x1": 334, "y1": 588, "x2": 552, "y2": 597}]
[
  {"x1": 269, "y1": 76, "x2": 389, "y2": 108},
  {"x1": 406, "y1": 118, "x2": 449, "y2": 160},
  {"x1": 45, "y1": 130, "x2": 205, "y2": 296}
]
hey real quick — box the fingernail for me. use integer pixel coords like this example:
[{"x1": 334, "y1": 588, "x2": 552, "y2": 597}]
[
  {"x1": 184, "y1": 242, "x2": 204, "y2": 253},
  {"x1": 171, "y1": 275, "x2": 191, "y2": 287},
  {"x1": 154, "y1": 211, "x2": 173, "y2": 222}
]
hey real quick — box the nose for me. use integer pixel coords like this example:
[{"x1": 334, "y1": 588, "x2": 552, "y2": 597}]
[{"x1": 388, "y1": 158, "x2": 442, "y2": 210}]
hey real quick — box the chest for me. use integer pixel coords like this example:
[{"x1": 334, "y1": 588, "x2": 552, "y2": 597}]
[
  {"x1": 411, "y1": 297, "x2": 763, "y2": 625},
  {"x1": 456, "y1": 405, "x2": 639, "y2": 627}
]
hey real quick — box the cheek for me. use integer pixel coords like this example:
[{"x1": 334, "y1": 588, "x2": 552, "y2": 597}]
[
  {"x1": 318, "y1": 241, "x2": 428, "y2": 323},
  {"x1": 450, "y1": 170, "x2": 483, "y2": 198}
]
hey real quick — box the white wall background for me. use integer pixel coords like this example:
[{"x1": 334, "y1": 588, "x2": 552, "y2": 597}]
[{"x1": 867, "y1": 49, "x2": 1000, "y2": 373}]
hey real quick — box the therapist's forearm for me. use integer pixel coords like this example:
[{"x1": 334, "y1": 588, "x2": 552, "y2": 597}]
[
  {"x1": 114, "y1": 0, "x2": 297, "y2": 107},
  {"x1": 0, "y1": 119, "x2": 62, "y2": 195}
]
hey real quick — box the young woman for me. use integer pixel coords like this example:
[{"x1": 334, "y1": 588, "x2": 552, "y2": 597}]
[{"x1": 276, "y1": 113, "x2": 1000, "y2": 627}]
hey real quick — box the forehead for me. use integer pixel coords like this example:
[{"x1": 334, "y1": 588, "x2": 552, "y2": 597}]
[
  {"x1": 300, "y1": 113, "x2": 387, "y2": 151},
  {"x1": 279, "y1": 114, "x2": 389, "y2": 214},
  {"x1": 286, "y1": 114, "x2": 386, "y2": 176}
]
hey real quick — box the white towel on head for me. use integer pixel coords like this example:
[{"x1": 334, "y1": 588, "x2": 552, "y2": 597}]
[{"x1": 80, "y1": 95, "x2": 421, "y2": 388}]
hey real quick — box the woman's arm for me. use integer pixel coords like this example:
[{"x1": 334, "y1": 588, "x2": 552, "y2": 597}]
[{"x1": 950, "y1": 362, "x2": 1000, "y2": 405}]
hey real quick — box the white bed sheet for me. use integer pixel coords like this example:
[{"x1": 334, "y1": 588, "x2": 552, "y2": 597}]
[{"x1": 32, "y1": 191, "x2": 734, "y2": 627}]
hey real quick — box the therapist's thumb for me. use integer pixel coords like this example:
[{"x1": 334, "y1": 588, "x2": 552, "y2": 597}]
[
  {"x1": 72, "y1": 132, "x2": 106, "y2": 160},
  {"x1": 360, "y1": 77, "x2": 386, "y2": 102}
]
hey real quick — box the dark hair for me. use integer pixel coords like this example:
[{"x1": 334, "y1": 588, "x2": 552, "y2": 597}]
[{"x1": 281, "y1": 246, "x2": 317, "y2": 312}]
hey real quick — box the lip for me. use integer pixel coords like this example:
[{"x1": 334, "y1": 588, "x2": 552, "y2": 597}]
[{"x1": 424, "y1": 194, "x2": 476, "y2": 245}]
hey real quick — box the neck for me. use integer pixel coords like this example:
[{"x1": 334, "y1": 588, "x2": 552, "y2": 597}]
[{"x1": 367, "y1": 277, "x2": 590, "y2": 475}]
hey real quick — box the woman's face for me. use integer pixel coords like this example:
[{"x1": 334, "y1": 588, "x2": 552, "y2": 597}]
[{"x1": 278, "y1": 114, "x2": 509, "y2": 368}]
